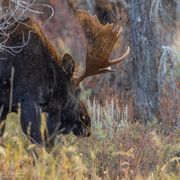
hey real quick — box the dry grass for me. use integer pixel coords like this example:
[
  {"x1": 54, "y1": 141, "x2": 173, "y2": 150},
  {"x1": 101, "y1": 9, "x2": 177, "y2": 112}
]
[{"x1": 0, "y1": 99, "x2": 179, "y2": 179}]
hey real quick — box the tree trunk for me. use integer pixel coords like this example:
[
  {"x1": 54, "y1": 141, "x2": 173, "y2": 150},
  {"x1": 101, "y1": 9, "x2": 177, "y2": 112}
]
[{"x1": 128, "y1": 0, "x2": 161, "y2": 122}]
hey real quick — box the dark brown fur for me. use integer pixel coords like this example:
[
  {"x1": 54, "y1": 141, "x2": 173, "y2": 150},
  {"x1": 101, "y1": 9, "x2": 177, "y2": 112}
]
[{"x1": 0, "y1": 18, "x2": 91, "y2": 147}]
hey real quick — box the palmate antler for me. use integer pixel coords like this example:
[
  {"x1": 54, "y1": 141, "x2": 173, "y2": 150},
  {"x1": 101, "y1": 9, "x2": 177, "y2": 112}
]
[{"x1": 74, "y1": 10, "x2": 130, "y2": 85}]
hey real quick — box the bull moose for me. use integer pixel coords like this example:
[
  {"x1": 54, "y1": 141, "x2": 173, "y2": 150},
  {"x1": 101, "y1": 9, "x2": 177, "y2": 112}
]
[{"x1": 0, "y1": 10, "x2": 129, "y2": 147}]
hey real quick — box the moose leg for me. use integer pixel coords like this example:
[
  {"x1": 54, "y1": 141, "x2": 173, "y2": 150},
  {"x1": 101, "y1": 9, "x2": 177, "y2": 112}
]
[
  {"x1": 20, "y1": 100, "x2": 43, "y2": 145},
  {"x1": 44, "y1": 117, "x2": 59, "y2": 148},
  {"x1": 0, "y1": 106, "x2": 8, "y2": 137}
]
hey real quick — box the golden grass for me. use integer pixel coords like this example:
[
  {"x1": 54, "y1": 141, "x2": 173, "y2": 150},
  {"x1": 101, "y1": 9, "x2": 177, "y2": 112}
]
[{"x1": 0, "y1": 100, "x2": 179, "y2": 179}]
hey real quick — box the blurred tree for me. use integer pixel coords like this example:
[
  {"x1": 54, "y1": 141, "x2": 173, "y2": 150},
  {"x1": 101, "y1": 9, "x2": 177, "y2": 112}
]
[
  {"x1": 128, "y1": 0, "x2": 179, "y2": 122},
  {"x1": 127, "y1": 0, "x2": 161, "y2": 121}
]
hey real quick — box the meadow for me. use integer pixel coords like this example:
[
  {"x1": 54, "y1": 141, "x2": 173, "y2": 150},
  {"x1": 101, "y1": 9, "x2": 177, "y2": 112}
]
[{"x1": 0, "y1": 99, "x2": 179, "y2": 179}]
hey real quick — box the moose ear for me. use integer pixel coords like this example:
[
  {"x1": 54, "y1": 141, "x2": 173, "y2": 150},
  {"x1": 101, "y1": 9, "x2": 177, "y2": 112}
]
[{"x1": 61, "y1": 54, "x2": 75, "y2": 77}]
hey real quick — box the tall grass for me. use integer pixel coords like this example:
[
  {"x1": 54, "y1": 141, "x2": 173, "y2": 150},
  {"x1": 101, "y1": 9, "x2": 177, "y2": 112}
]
[{"x1": 0, "y1": 98, "x2": 179, "y2": 179}]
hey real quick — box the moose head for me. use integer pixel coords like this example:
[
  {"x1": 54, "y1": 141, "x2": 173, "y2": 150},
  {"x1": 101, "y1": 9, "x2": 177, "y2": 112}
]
[{"x1": 0, "y1": 10, "x2": 129, "y2": 147}]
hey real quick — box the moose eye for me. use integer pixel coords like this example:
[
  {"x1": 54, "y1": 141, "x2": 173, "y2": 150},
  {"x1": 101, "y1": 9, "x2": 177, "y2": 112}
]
[{"x1": 76, "y1": 88, "x2": 81, "y2": 97}]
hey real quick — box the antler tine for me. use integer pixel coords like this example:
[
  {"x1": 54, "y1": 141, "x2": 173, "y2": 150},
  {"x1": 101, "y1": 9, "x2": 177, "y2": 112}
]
[
  {"x1": 74, "y1": 10, "x2": 130, "y2": 85},
  {"x1": 109, "y1": 46, "x2": 130, "y2": 65}
]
